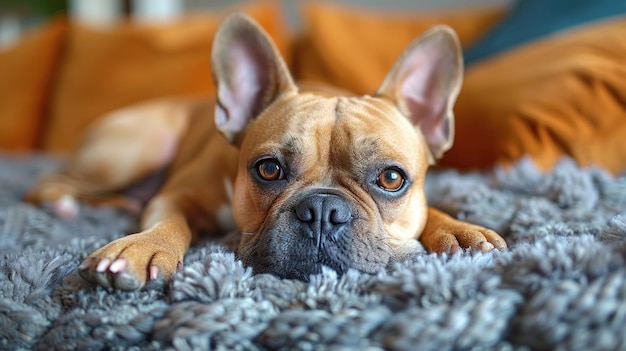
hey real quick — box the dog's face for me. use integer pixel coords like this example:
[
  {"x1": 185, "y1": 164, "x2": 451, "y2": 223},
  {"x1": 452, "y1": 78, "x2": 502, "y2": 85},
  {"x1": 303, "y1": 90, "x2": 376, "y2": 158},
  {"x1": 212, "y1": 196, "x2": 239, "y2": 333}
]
[
  {"x1": 232, "y1": 94, "x2": 431, "y2": 278},
  {"x1": 211, "y1": 14, "x2": 462, "y2": 279}
]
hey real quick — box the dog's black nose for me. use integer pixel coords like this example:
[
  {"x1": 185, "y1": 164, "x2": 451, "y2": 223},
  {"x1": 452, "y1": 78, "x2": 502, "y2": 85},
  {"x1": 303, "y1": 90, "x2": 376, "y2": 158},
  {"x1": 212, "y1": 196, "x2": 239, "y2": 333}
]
[{"x1": 295, "y1": 194, "x2": 352, "y2": 239}]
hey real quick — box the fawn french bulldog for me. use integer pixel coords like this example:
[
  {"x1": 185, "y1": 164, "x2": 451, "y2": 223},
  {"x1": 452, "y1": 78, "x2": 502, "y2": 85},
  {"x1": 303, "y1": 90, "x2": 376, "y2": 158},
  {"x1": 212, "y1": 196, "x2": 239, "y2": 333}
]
[{"x1": 26, "y1": 13, "x2": 506, "y2": 290}]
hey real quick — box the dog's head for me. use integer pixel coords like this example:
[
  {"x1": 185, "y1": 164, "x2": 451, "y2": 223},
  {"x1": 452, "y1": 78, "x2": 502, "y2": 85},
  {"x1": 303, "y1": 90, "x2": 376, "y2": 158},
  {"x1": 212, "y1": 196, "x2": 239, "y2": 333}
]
[{"x1": 211, "y1": 13, "x2": 462, "y2": 280}]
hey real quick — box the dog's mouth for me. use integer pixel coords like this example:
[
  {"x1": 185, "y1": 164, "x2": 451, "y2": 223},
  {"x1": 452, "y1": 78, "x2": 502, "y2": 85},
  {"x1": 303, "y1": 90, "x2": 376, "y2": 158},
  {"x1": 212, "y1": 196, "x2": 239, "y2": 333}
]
[
  {"x1": 238, "y1": 239, "x2": 374, "y2": 281},
  {"x1": 237, "y1": 241, "x2": 386, "y2": 281},
  {"x1": 235, "y1": 216, "x2": 396, "y2": 281}
]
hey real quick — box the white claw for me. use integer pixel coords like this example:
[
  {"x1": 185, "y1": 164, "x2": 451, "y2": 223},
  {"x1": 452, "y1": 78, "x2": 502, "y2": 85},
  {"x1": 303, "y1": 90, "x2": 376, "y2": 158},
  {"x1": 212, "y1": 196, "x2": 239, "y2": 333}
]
[
  {"x1": 149, "y1": 266, "x2": 159, "y2": 280},
  {"x1": 109, "y1": 259, "x2": 127, "y2": 273},
  {"x1": 96, "y1": 258, "x2": 111, "y2": 272}
]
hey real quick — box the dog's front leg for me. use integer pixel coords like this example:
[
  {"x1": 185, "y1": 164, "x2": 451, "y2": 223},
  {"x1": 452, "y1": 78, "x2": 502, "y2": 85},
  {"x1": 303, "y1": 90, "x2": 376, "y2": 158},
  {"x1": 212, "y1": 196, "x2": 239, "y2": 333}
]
[
  {"x1": 78, "y1": 194, "x2": 194, "y2": 291},
  {"x1": 420, "y1": 208, "x2": 507, "y2": 254}
]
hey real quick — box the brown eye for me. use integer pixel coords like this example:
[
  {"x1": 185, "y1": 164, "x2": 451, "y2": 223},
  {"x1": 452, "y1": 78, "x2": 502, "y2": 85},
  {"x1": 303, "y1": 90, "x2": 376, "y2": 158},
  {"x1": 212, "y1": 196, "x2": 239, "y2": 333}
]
[
  {"x1": 377, "y1": 168, "x2": 405, "y2": 191},
  {"x1": 256, "y1": 159, "x2": 284, "y2": 181}
]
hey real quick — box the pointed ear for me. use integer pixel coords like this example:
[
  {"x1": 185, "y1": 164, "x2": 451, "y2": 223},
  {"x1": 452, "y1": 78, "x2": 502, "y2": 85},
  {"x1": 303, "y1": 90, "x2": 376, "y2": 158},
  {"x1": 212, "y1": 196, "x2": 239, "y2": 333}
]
[
  {"x1": 376, "y1": 25, "x2": 463, "y2": 162},
  {"x1": 211, "y1": 13, "x2": 296, "y2": 143}
]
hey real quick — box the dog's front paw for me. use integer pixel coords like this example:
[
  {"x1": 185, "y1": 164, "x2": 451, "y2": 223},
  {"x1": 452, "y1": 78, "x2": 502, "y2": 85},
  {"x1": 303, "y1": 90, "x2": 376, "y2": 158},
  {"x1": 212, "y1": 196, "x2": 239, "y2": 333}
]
[
  {"x1": 422, "y1": 222, "x2": 507, "y2": 254},
  {"x1": 78, "y1": 231, "x2": 183, "y2": 290},
  {"x1": 421, "y1": 208, "x2": 507, "y2": 254}
]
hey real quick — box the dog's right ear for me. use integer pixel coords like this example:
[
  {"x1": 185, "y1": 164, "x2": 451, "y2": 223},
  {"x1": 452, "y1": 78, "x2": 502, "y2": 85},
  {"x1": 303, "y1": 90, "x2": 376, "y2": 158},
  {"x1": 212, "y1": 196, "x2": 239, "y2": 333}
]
[{"x1": 211, "y1": 13, "x2": 296, "y2": 144}]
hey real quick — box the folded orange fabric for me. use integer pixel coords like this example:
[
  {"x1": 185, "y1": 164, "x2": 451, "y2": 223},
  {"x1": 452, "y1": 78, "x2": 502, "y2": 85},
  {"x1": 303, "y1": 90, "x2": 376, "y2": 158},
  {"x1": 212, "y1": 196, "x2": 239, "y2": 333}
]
[
  {"x1": 294, "y1": 2, "x2": 505, "y2": 95},
  {"x1": 440, "y1": 16, "x2": 626, "y2": 175},
  {"x1": 0, "y1": 18, "x2": 66, "y2": 150},
  {"x1": 42, "y1": 1, "x2": 287, "y2": 153}
]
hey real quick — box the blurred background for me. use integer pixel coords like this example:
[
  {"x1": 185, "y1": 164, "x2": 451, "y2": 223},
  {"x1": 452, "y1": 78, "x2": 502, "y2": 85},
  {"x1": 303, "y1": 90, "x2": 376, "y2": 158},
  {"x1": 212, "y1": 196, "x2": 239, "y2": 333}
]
[
  {"x1": 0, "y1": 0, "x2": 514, "y2": 154},
  {"x1": 2, "y1": 0, "x2": 626, "y2": 176},
  {"x1": 0, "y1": 0, "x2": 511, "y2": 47}
]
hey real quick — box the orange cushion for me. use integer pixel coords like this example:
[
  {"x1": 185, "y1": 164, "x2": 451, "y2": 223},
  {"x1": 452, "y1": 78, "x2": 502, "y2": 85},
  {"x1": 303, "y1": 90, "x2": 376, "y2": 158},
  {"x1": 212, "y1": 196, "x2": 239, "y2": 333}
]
[
  {"x1": 0, "y1": 18, "x2": 66, "y2": 150},
  {"x1": 294, "y1": 2, "x2": 506, "y2": 95},
  {"x1": 440, "y1": 16, "x2": 626, "y2": 175},
  {"x1": 42, "y1": 1, "x2": 288, "y2": 153}
]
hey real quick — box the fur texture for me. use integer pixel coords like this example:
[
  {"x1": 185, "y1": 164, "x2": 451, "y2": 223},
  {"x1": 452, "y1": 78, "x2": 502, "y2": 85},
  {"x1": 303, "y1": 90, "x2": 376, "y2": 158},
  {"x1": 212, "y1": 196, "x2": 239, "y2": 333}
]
[{"x1": 2, "y1": 154, "x2": 626, "y2": 350}]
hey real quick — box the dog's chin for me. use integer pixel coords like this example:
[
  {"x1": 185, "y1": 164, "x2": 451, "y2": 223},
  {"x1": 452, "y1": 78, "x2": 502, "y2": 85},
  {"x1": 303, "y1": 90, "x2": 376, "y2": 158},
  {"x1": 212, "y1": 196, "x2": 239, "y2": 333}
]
[
  {"x1": 239, "y1": 248, "x2": 364, "y2": 281},
  {"x1": 239, "y1": 253, "x2": 353, "y2": 282},
  {"x1": 236, "y1": 224, "x2": 409, "y2": 281}
]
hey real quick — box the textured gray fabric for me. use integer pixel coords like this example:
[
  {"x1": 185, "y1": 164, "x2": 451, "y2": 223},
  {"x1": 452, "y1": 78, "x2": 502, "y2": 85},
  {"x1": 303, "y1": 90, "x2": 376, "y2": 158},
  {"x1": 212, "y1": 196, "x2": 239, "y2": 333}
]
[{"x1": 1, "y1": 154, "x2": 626, "y2": 350}]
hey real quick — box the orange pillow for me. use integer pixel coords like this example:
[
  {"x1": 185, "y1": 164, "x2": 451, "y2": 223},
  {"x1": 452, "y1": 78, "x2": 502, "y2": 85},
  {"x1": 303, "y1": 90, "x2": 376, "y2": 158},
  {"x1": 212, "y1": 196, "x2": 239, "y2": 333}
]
[
  {"x1": 0, "y1": 18, "x2": 66, "y2": 150},
  {"x1": 440, "y1": 16, "x2": 626, "y2": 175},
  {"x1": 42, "y1": 1, "x2": 288, "y2": 153},
  {"x1": 294, "y1": 2, "x2": 505, "y2": 95}
]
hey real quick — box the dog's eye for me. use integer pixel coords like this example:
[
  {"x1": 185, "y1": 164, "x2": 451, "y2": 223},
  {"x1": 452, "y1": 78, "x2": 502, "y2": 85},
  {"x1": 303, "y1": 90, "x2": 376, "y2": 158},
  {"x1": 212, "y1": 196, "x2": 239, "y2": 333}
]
[
  {"x1": 377, "y1": 168, "x2": 405, "y2": 191},
  {"x1": 256, "y1": 159, "x2": 284, "y2": 181}
]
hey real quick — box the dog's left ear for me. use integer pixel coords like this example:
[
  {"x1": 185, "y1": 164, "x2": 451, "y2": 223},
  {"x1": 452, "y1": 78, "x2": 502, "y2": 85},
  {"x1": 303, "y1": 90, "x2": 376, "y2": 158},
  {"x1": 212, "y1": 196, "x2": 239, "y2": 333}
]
[
  {"x1": 211, "y1": 13, "x2": 297, "y2": 143},
  {"x1": 376, "y1": 26, "x2": 463, "y2": 162}
]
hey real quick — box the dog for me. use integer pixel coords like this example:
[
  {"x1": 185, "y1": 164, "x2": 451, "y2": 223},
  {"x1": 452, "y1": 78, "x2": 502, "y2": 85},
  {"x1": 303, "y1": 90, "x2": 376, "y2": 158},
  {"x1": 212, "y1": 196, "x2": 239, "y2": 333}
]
[{"x1": 25, "y1": 13, "x2": 506, "y2": 291}]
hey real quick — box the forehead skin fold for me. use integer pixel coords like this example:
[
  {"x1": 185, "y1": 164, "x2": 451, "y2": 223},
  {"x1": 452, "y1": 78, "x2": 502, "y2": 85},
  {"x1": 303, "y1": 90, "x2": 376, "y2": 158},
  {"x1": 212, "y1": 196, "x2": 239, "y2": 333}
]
[{"x1": 242, "y1": 93, "x2": 429, "y2": 178}]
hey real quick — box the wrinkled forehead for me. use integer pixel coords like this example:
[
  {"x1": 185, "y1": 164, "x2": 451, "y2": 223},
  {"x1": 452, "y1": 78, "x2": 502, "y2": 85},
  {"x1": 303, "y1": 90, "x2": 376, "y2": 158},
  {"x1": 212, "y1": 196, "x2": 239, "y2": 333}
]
[{"x1": 245, "y1": 93, "x2": 427, "y2": 171}]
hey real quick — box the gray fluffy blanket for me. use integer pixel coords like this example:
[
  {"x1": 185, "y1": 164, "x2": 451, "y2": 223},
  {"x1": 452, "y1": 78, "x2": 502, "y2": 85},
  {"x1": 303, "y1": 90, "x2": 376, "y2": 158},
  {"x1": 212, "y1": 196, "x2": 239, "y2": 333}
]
[{"x1": 2, "y1": 154, "x2": 626, "y2": 351}]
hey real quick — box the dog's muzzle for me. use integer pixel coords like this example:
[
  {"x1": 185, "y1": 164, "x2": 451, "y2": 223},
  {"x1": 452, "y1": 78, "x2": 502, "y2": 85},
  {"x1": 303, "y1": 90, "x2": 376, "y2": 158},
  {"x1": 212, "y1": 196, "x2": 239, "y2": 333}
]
[{"x1": 237, "y1": 190, "x2": 396, "y2": 281}]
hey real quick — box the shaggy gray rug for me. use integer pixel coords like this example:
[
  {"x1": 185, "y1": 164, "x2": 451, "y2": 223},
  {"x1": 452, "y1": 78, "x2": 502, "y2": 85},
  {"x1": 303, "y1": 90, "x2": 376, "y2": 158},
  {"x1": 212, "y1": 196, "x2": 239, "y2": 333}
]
[{"x1": 2, "y1": 153, "x2": 626, "y2": 351}]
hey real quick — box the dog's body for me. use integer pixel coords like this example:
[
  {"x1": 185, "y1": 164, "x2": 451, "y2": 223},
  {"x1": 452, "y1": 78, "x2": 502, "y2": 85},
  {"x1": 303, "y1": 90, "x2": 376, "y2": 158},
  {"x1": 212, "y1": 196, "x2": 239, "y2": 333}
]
[{"x1": 26, "y1": 14, "x2": 506, "y2": 290}]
